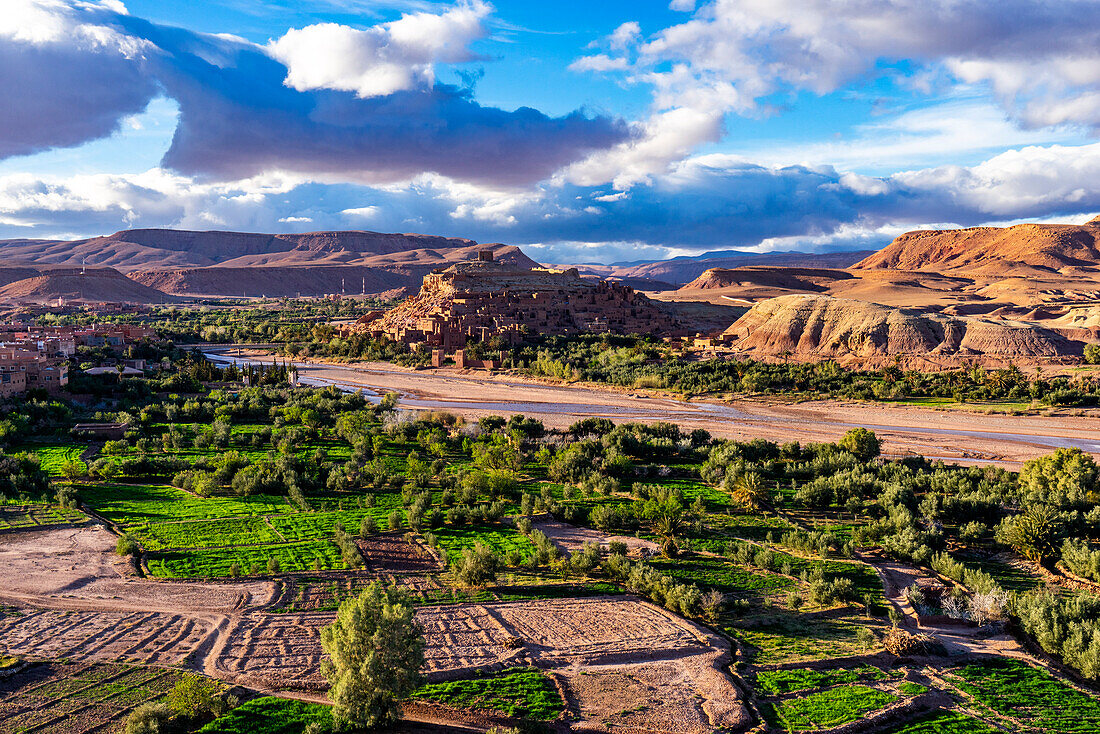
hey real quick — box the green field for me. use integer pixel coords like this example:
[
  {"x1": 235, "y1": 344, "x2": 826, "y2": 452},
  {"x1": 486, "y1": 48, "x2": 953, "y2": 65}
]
[
  {"x1": 763, "y1": 685, "x2": 897, "y2": 731},
  {"x1": 881, "y1": 711, "x2": 1000, "y2": 734},
  {"x1": 79, "y1": 483, "x2": 294, "y2": 525},
  {"x1": 0, "y1": 661, "x2": 185, "y2": 734},
  {"x1": 948, "y1": 658, "x2": 1100, "y2": 732},
  {"x1": 732, "y1": 613, "x2": 881, "y2": 664},
  {"x1": 148, "y1": 539, "x2": 345, "y2": 577},
  {"x1": 199, "y1": 697, "x2": 333, "y2": 734},
  {"x1": 137, "y1": 516, "x2": 283, "y2": 550},
  {"x1": 268, "y1": 502, "x2": 404, "y2": 541},
  {"x1": 755, "y1": 666, "x2": 887, "y2": 695},
  {"x1": 432, "y1": 524, "x2": 538, "y2": 564},
  {"x1": 0, "y1": 502, "x2": 86, "y2": 529},
  {"x1": 77, "y1": 483, "x2": 369, "y2": 577},
  {"x1": 15, "y1": 443, "x2": 88, "y2": 476},
  {"x1": 409, "y1": 667, "x2": 563, "y2": 720},
  {"x1": 652, "y1": 553, "x2": 793, "y2": 595}
]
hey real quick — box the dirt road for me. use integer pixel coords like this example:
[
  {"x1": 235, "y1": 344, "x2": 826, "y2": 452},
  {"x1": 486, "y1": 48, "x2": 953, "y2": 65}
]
[{"x1": 209, "y1": 352, "x2": 1100, "y2": 466}]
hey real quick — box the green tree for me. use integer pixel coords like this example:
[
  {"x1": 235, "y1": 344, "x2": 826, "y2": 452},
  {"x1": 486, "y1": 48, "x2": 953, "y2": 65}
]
[
  {"x1": 123, "y1": 703, "x2": 176, "y2": 734},
  {"x1": 453, "y1": 541, "x2": 500, "y2": 587},
  {"x1": 728, "y1": 472, "x2": 771, "y2": 510},
  {"x1": 838, "y1": 428, "x2": 881, "y2": 462},
  {"x1": 321, "y1": 583, "x2": 425, "y2": 730},
  {"x1": 1019, "y1": 448, "x2": 1099, "y2": 507},
  {"x1": 167, "y1": 673, "x2": 225, "y2": 719},
  {"x1": 1003, "y1": 504, "x2": 1062, "y2": 564},
  {"x1": 60, "y1": 460, "x2": 84, "y2": 481}
]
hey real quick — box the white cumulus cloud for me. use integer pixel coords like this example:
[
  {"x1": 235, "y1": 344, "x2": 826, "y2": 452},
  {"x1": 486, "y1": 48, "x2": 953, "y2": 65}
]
[{"x1": 267, "y1": 0, "x2": 491, "y2": 98}]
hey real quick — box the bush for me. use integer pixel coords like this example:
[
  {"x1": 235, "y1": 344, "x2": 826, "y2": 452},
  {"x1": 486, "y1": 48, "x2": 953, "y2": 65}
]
[
  {"x1": 453, "y1": 542, "x2": 500, "y2": 587},
  {"x1": 839, "y1": 428, "x2": 880, "y2": 462},
  {"x1": 167, "y1": 673, "x2": 225, "y2": 719},
  {"x1": 116, "y1": 533, "x2": 139, "y2": 557},
  {"x1": 124, "y1": 703, "x2": 177, "y2": 734}
]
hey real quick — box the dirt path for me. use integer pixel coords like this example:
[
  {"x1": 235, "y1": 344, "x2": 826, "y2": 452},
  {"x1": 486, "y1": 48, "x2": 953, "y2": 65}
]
[
  {"x1": 0, "y1": 525, "x2": 749, "y2": 733},
  {"x1": 862, "y1": 554, "x2": 1034, "y2": 662},
  {"x1": 206, "y1": 352, "x2": 1100, "y2": 466}
]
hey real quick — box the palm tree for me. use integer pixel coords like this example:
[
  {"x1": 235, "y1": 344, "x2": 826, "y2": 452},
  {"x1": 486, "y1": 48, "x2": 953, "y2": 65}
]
[
  {"x1": 653, "y1": 510, "x2": 683, "y2": 540},
  {"x1": 729, "y1": 472, "x2": 772, "y2": 511}
]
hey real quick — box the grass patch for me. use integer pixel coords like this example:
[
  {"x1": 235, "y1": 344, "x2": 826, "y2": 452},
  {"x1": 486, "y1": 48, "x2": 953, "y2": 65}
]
[
  {"x1": 651, "y1": 553, "x2": 793, "y2": 595},
  {"x1": 147, "y1": 540, "x2": 344, "y2": 578},
  {"x1": 755, "y1": 666, "x2": 886, "y2": 695},
  {"x1": 948, "y1": 658, "x2": 1100, "y2": 733},
  {"x1": 0, "y1": 502, "x2": 85, "y2": 529},
  {"x1": 432, "y1": 524, "x2": 537, "y2": 565},
  {"x1": 199, "y1": 697, "x2": 333, "y2": 734},
  {"x1": 731, "y1": 613, "x2": 880, "y2": 665},
  {"x1": 409, "y1": 668, "x2": 562, "y2": 720},
  {"x1": 900, "y1": 682, "x2": 928, "y2": 696},
  {"x1": 135, "y1": 516, "x2": 283, "y2": 550},
  {"x1": 268, "y1": 501, "x2": 404, "y2": 542},
  {"x1": 79, "y1": 483, "x2": 293, "y2": 525},
  {"x1": 14, "y1": 443, "x2": 87, "y2": 476},
  {"x1": 880, "y1": 711, "x2": 1000, "y2": 733},
  {"x1": 763, "y1": 685, "x2": 896, "y2": 731}
]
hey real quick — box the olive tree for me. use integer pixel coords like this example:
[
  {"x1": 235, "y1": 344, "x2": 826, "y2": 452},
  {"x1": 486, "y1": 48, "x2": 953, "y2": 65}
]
[
  {"x1": 838, "y1": 428, "x2": 881, "y2": 463},
  {"x1": 453, "y1": 541, "x2": 500, "y2": 587},
  {"x1": 321, "y1": 582, "x2": 425, "y2": 730}
]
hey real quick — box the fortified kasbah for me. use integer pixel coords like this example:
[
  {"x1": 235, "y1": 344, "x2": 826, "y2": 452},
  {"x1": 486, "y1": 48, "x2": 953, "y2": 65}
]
[{"x1": 365, "y1": 251, "x2": 682, "y2": 351}]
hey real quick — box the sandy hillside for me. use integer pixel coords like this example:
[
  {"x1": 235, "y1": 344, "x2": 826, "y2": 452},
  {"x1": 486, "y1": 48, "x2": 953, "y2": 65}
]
[
  {"x1": 129, "y1": 244, "x2": 537, "y2": 297},
  {"x1": 0, "y1": 228, "x2": 482, "y2": 270},
  {"x1": 853, "y1": 216, "x2": 1100, "y2": 275},
  {"x1": 722, "y1": 294, "x2": 1081, "y2": 363},
  {"x1": 0, "y1": 266, "x2": 175, "y2": 304}
]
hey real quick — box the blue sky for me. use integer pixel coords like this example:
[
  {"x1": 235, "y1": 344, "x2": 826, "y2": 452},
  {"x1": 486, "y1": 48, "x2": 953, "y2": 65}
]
[{"x1": 2, "y1": 0, "x2": 1100, "y2": 263}]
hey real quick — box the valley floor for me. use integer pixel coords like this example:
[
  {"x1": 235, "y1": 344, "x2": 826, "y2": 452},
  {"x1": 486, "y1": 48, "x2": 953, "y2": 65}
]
[{"x1": 210, "y1": 351, "x2": 1100, "y2": 467}]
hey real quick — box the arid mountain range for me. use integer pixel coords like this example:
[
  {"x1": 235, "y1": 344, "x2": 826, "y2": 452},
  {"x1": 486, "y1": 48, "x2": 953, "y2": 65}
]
[{"x1": 3, "y1": 220, "x2": 1100, "y2": 363}]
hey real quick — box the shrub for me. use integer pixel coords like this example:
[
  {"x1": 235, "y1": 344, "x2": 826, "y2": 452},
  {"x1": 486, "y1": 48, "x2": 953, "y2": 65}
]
[
  {"x1": 839, "y1": 428, "x2": 880, "y2": 462},
  {"x1": 124, "y1": 703, "x2": 176, "y2": 734},
  {"x1": 116, "y1": 533, "x2": 139, "y2": 557},
  {"x1": 167, "y1": 673, "x2": 224, "y2": 719},
  {"x1": 453, "y1": 542, "x2": 500, "y2": 587},
  {"x1": 387, "y1": 510, "x2": 403, "y2": 532}
]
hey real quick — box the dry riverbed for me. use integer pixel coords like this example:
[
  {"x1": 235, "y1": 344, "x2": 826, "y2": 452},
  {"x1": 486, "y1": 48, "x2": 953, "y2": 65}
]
[{"x1": 210, "y1": 352, "x2": 1100, "y2": 466}]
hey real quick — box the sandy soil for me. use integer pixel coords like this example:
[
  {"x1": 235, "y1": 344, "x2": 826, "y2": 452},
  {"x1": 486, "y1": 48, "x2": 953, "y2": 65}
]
[
  {"x1": 530, "y1": 520, "x2": 658, "y2": 558},
  {"x1": 865, "y1": 554, "x2": 1032, "y2": 661},
  {"x1": 209, "y1": 352, "x2": 1100, "y2": 466},
  {"x1": 0, "y1": 525, "x2": 747, "y2": 732},
  {"x1": 0, "y1": 526, "x2": 274, "y2": 614}
]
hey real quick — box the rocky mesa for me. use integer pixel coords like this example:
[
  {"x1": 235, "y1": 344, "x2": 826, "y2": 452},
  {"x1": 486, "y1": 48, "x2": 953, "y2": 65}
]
[
  {"x1": 853, "y1": 216, "x2": 1100, "y2": 275},
  {"x1": 723, "y1": 294, "x2": 1082, "y2": 365}
]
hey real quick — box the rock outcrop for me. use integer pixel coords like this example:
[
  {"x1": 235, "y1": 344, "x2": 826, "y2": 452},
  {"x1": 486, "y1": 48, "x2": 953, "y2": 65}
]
[
  {"x1": 724, "y1": 294, "x2": 1081, "y2": 361},
  {"x1": 572, "y1": 250, "x2": 873, "y2": 287},
  {"x1": 680, "y1": 266, "x2": 853, "y2": 292},
  {"x1": 853, "y1": 217, "x2": 1100, "y2": 275}
]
